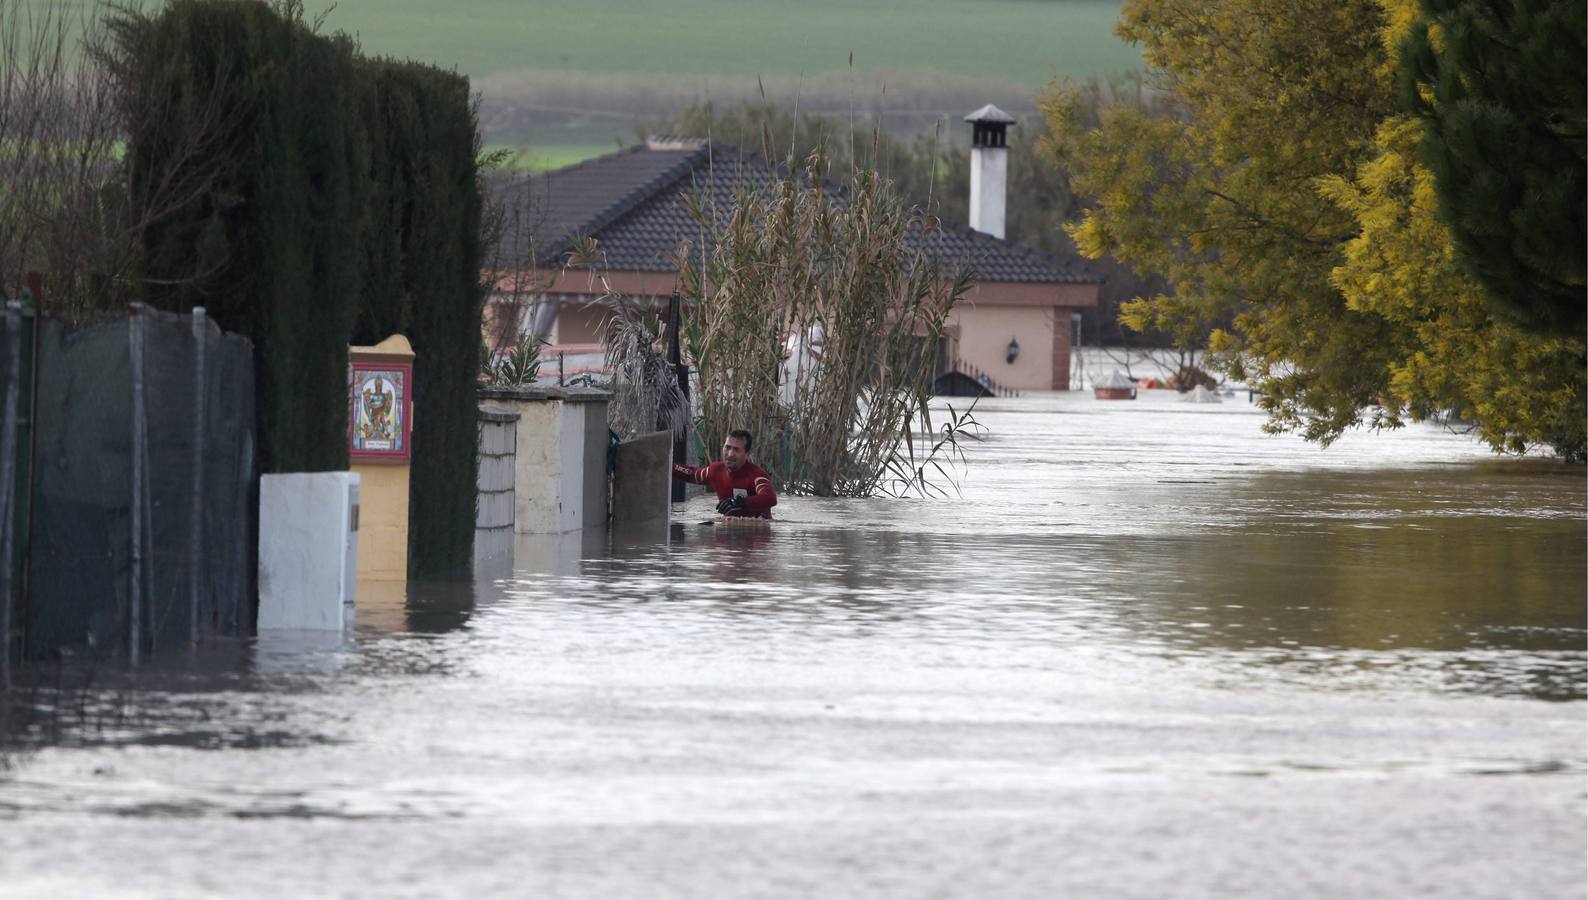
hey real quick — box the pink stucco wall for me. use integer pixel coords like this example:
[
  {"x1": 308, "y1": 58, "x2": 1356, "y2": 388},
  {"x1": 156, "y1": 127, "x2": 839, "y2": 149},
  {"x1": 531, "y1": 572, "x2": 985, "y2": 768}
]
[
  {"x1": 947, "y1": 304, "x2": 1059, "y2": 390},
  {"x1": 552, "y1": 304, "x2": 609, "y2": 345},
  {"x1": 531, "y1": 292, "x2": 1080, "y2": 390}
]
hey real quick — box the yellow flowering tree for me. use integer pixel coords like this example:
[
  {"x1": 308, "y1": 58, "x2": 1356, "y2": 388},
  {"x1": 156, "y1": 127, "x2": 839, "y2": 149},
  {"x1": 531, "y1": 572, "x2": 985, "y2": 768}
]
[
  {"x1": 1320, "y1": 2, "x2": 1585, "y2": 456},
  {"x1": 1045, "y1": 0, "x2": 1585, "y2": 458}
]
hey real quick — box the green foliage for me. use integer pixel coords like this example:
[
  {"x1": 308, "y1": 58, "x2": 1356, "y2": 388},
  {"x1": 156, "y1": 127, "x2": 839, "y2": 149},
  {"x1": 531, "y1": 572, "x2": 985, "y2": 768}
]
[
  {"x1": 1046, "y1": 0, "x2": 1585, "y2": 458},
  {"x1": 114, "y1": 0, "x2": 485, "y2": 572},
  {"x1": 1399, "y1": 0, "x2": 1586, "y2": 338},
  {"x1": 1323, "y1": 116, "x2": 1585, "y2": 457},
  {"x1": 483, "y1": 334, "x2": 542, "y2": 388},
  {"x1": 1048, "y1": 0, "x2": 1398, "y2": 443}
]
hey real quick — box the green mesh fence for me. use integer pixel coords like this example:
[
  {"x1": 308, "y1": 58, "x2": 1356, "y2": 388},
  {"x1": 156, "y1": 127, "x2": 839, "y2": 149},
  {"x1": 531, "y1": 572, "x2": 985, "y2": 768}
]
[{"x1": 18, "y1": 306, "x2": 254, "y2": 662}]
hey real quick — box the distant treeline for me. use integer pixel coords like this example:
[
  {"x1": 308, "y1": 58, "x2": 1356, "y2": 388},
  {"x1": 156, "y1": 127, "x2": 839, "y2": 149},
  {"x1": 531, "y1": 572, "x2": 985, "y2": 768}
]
[{"x1": 476, "y1": 67, "x2": 1048, "y2": 146}]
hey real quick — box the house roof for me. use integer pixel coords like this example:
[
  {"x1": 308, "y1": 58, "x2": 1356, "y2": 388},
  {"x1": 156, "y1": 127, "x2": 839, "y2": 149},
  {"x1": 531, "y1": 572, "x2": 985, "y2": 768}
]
[{"x1": 493, "y1": 137, "x2": 1102, "y2": 286}]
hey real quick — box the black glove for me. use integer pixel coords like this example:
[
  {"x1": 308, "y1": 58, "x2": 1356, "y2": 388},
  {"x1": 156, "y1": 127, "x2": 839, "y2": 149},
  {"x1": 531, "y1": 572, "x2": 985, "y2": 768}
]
[{"x1": 716, "y1": 495, "x2": 747, "y2": 514}]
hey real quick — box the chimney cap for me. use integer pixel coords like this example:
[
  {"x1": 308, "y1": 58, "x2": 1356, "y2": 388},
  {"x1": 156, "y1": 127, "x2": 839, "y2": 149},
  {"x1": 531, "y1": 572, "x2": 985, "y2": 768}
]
[{"x1": 963, "y1": 103, "x2": 1018, "y2": 125}]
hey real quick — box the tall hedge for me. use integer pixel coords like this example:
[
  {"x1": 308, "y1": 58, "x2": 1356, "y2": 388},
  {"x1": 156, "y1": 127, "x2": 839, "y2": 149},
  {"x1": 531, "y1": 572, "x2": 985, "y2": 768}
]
[
  {"x1": 118, "y1": 0, "x2": 367, "y2": 474},
  {"x1": 354, "y1": 61, "x2": 483, "y2": 577},
  {"x1": 116, "y1": 1, "x2": 482, "y2": 576}
]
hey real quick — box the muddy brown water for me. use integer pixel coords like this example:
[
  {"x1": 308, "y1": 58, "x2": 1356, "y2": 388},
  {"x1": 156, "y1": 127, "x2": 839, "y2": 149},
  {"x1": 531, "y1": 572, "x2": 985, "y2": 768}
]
[{"x1": 2, "y1": 391, "x2": 1583, "y2": 898}]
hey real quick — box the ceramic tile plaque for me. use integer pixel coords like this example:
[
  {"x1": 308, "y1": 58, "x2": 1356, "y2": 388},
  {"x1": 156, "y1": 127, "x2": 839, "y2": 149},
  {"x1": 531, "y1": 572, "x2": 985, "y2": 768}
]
[{"x1": 349, "y1": 361, "x2": 412, "y2": 461}]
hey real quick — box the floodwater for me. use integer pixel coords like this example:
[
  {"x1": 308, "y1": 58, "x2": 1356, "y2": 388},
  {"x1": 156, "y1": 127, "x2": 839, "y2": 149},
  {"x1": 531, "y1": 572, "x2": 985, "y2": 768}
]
[{"x1": 2, "y1": 390, "x2": 1584, "y2": 899}]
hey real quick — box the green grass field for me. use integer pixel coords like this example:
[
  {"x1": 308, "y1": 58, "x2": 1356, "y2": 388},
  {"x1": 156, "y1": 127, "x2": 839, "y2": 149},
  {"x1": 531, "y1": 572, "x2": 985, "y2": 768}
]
[
  {"x1": 482, "y1": 143, "x2": 622, "y2": 170},
  {"x1": 302, "y1": 0, "x2": 1139, "y2": 86},
  {"x1": 30, "y1": 1, "x2": 1140, "y2": 166}
]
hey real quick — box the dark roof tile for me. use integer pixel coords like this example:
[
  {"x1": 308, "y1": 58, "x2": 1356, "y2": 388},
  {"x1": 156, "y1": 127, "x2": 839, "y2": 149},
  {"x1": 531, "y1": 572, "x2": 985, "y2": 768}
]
[{"x1": 493, "y1": 139, "x2": 1100, "y2": 285}]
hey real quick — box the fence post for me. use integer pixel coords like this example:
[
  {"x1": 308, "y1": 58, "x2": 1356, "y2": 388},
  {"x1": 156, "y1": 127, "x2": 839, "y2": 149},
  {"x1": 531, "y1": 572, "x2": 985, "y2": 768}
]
[
  {"x1": 666, "y1": 292, "x2": 688, "y2": 502},
  {"x1": 230, "y1": 432, "x2": 253, "y2": 636},
  {"x1": 189, "y1": 308, "x2": 207, "y2": 643},
  {"x1": 128, "y1": 305, "x2": 146, "y2": 665},
  {"x1": 0, "y1": 302, "x2": 20, "y2": 690}
]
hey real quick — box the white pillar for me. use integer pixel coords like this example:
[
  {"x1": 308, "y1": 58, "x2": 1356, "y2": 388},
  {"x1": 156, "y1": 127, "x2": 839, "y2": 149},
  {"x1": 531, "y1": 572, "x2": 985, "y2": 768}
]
[
  {"x1": 969, "y1": 145, "x2": 1008, "y2": 239},
  {"x1": 258, "y1": 472, "x2": 360, "y2": 630}
]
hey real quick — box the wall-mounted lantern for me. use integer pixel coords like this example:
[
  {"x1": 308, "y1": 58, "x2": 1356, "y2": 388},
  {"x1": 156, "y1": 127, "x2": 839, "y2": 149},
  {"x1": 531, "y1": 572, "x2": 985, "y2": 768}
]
[{"x1": 1006, "y1": 336, "x2": 1020, "y2": 364}]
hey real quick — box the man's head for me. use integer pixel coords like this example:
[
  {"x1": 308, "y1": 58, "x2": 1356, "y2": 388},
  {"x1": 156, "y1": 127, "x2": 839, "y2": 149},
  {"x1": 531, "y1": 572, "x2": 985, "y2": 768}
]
[{"x1": 722, "y1": 429, "x2": 753, "y2": 471}]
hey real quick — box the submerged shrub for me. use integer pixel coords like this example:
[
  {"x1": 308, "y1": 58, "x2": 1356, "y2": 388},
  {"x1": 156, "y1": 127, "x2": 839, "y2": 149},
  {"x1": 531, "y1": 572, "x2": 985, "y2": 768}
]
[{"x1": 676, "y1": 151, "x2": 976, "y2": 497}]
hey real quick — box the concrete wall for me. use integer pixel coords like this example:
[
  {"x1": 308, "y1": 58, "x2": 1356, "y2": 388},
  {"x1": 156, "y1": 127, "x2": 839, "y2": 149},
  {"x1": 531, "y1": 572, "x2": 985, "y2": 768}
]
[
  {"x1": 581, "y1": 398, "x2": 610, "y2": 526},
  {"x1": 611, "y1": 430, "x2": 672, "y2": 540},
  {"x1": 480, "y1": 385, "x2": 610, "y2": 534},
  {"x1": 476, "y1": 407, "x2": 519, "y2": 567},
  {"x1": 948, "y1": 304, "x2": 1056, "y2": 390}
]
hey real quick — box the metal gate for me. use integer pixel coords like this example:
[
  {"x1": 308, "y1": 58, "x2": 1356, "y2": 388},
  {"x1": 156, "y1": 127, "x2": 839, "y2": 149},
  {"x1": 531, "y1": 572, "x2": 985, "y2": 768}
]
[{"x1": 0, "y1": 302, "x2": 255, "y2": 680}]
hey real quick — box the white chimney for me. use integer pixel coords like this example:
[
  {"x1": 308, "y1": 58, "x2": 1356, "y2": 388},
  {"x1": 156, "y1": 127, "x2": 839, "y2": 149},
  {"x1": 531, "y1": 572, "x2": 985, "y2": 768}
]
[{"x1": 965, "y1": 104, "x2": 1017, "y2": 239}]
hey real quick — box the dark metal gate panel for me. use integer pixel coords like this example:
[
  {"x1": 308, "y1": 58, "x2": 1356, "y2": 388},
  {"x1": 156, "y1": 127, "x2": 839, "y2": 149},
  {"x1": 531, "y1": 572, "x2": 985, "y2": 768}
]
[
  {"x1": 17, "y1": 307, "x2": 255, "y2": 662},
  {"x1": 27, "y1": 316, "x2": 134, "y2": 656}
]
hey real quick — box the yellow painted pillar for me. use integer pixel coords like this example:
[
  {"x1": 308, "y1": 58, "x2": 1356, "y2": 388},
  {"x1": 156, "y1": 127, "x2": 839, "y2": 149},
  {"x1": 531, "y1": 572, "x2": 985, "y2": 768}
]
[{"x1": 349, "y1": 335, "x2": 414, "y2": 581}]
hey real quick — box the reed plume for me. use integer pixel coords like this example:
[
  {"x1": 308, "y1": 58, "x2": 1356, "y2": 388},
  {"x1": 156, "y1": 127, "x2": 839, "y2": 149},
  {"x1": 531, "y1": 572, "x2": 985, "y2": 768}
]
[{"x1": 676, "y1": 149, "x2": 974, "y2": 497}]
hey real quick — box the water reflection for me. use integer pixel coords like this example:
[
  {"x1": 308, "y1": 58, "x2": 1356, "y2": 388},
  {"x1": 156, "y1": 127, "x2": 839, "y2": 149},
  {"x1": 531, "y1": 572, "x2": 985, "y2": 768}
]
[
  {"x1": 350, "y1": 578, "x2": 478, "y2": 635},
  {"x1": 495, "y1": 463, "x2": 1584, "y2": 702}
]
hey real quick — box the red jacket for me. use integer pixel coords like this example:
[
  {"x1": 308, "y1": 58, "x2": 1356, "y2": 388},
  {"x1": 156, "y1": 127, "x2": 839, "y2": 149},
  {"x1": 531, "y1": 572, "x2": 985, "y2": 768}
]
[{"x1": 672, "y1": 461, "x2": 777, "y2": 518}]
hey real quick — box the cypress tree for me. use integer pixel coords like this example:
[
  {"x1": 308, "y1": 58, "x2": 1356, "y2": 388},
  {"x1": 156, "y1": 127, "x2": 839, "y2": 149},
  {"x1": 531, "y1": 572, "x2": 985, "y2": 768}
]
[
  {"x1": 354, "y1": 61, "x2": 483, "y2": 576},
  {"x1": 117, "y1": 2, "x2": 485, "y2": 575},
  {"x1": 1400, "y1": 0, "x2": 1587, "y2": 338},
  {"x1": 116, "y1": 0, "x2": 364, "y2": 473}
]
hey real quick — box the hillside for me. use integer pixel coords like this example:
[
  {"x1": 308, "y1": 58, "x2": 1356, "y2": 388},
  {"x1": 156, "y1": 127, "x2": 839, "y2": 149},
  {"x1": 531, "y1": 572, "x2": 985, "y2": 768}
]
[{"x1": 301, "y1": 0, "x2": 1141, "y2": 146}]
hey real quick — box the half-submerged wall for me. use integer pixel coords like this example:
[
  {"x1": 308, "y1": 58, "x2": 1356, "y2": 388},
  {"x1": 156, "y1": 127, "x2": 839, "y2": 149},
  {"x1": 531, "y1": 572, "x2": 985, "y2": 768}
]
[
  {"x1": 480, "y1": 386, "x2": 609, "y2": 534},
  {"x1": 475, "y1": 407, "x2": 519, "y2": 566}
]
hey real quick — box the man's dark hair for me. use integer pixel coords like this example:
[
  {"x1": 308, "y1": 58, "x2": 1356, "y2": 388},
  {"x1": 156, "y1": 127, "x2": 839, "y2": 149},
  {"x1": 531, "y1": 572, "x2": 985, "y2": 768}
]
[{"x1": 728, "y1": 429, "x2": 753, "y2": 452}]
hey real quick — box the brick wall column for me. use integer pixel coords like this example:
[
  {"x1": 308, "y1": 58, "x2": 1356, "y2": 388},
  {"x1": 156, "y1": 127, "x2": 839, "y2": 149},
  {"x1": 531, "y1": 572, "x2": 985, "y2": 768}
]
[{"x1": 1051, "y1": 307, "x2": 1073, "y2": 390}]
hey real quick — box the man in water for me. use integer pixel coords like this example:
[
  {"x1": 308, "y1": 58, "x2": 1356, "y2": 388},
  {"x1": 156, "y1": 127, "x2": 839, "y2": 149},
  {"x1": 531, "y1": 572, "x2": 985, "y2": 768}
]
[{"x1": 672, "y1": 429, "x2": 778, "y2": 518}]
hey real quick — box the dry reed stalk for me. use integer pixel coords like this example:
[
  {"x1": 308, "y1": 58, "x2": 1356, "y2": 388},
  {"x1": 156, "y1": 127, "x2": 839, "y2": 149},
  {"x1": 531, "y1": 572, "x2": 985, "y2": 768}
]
[
  {"x1": 603, "y1": 298, "x2": 687, "y2": 440},
  {"x1": 676, "y1": 149, "x2": 974, "y2": 497}
]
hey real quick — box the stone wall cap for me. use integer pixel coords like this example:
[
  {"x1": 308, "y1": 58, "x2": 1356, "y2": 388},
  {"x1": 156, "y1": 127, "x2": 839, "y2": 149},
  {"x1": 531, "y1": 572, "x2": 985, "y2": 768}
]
[
  {"x1": 478, "y1": 384, "x2": 611, "y2": 402},
  {"x1": 350, "y1": 333, "x2": 415, "y2": 360},
  {"x1": 477, "y1": 406, "x2": 522, "y2": 423},
  {"x1": 479, "y1": 384, "x2": 554, "y2": 401},
  {"x1": 552, "y1": 386, "x2": 612, "y2": 402}
]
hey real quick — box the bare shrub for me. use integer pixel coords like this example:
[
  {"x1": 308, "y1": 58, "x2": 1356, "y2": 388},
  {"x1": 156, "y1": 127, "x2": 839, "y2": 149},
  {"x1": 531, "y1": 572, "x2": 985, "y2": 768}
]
[
  {"x1": 677, "y1": 149, "x2": 974, "y2": 497},
  {"x1": 603, "y1": 299, "x2": 687, "y2": 441},
  {"x1": 0, "y1": 0, "x2": 237, "y2": 322},
  {"x1": 478, "y1": 153, "x2": 552, "y2": 356},
  {"x1": 0, "y1": 0, "x2": 122, "y2": 312}
]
